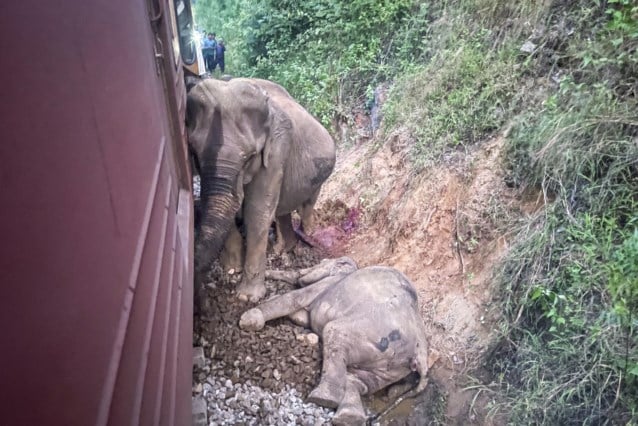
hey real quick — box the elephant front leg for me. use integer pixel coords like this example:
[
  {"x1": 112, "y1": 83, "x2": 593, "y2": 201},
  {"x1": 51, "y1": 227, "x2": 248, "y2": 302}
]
[
  {"x1": 236, "y1": 224, "x2": 269, "y2": 302},
  {"x1": 236, "y1": 171, "x2": 282, "y2": 302},
  {"x1": 239, "y1": 278, "x2": 336, "y2": 331}
]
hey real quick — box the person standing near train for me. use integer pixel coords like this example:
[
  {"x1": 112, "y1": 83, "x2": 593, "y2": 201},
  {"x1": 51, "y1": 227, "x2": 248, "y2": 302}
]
[
  {"x1": 202, "y1": 32, "x2": 217, "y2": 73},
  {"x1": 214, "y1": 39, "x2": 226, "y2": 73}
]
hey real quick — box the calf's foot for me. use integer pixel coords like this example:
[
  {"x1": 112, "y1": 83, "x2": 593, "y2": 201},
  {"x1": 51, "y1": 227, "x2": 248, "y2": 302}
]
[
  {"x1": 332, "y1": 375, "x2": 367, "y2": 425},
  {"x1": 238, "y1": 308, "x2": 265, "y2": 331},
  {"x1": 307, "y1": 381, "x2": 343, "y2": 409},
  {"x1": 333, "y1": 403, "x2": 366, "y2": 426}
]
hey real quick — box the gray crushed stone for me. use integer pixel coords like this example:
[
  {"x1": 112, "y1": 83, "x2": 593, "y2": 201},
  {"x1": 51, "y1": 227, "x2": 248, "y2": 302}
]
[{"x1": 193, "y1": 250, "x2": 337, "y2": 425}]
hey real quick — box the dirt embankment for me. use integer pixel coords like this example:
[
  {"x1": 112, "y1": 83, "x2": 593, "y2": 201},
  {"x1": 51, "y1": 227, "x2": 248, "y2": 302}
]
[{"x1": 312, "y1": 123, "x2": 521, "y2": 423}]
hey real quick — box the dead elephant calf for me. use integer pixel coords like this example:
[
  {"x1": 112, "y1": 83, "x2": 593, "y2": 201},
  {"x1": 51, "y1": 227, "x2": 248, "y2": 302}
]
[{"x1": 239, "y1": 257, "x2": 429, "y2": 425}]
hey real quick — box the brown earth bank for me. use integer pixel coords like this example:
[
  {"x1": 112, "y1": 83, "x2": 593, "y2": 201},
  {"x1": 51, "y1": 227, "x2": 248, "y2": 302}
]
[{"x1": 195, "y1": 126, "x2": 525, "y2": 424}]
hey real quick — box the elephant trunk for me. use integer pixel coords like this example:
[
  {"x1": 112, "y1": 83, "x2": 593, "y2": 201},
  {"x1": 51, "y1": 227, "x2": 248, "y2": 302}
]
[
  {"x1": 195, "y1": 171, "x2": 241, "y2": 278},
  {"x1": 194, "y1": 189, "x2": 238, "y2": 312}
]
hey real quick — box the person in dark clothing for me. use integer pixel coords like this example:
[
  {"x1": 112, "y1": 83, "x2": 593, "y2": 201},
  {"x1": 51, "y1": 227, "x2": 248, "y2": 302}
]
[
  {"x1": 214, "y1": 39, "x2": 226, "y2": 73},
  {"x1": 202, "y1": 32, "x2": 216, "y2": 73}
]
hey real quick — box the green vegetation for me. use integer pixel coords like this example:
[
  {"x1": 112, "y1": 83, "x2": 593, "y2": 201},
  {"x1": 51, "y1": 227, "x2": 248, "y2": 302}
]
[
  {"x1": 493, "y1": 0, "x2": 638, "y2": 422},
  {"x1": 194, "y1": 0, "x2": 638, "y2": 422},
  {"x1": 382, "y1": 31, "x2": 518, "y2": 169},
  {"x1": 194, "y1": 0, "x2": 429, "y2": 125}
]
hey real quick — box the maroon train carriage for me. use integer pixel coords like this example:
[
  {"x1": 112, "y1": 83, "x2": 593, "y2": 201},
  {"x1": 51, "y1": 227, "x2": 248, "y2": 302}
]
[{"x1": 0, "y1": 0, "x2": 203, "y2": 424}]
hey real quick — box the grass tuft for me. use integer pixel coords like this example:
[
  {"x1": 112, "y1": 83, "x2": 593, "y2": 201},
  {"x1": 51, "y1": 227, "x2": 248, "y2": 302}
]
[{"x1": 382, "y1": 31, "x2": 518, "y2": 169}]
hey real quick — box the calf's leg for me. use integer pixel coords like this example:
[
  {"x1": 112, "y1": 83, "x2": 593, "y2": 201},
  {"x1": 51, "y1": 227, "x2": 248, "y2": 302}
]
[
  {"x1": 264, "y1": 268, "x2": 300, "y2": 284},
  {"x1": 298, "y1": 257, "x2": 357, "y2": 287},
  {"x1": 307, "y1": 320, "x2": 349, "y2": 408},
  {"x1": 332, "y1": 374, "x2": 367, "y2": 426},
  {"x1": 264, "y1": 257, "x2": 357, "y2": 287},
  {"x1": 239, "y1": 278, "x2": 337, "y2": 331}
]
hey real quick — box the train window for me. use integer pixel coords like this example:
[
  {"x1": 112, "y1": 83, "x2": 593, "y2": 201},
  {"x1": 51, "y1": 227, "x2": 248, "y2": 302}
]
[{"x1": 174, "y1": 0, "x2": 197, "y2": 65}]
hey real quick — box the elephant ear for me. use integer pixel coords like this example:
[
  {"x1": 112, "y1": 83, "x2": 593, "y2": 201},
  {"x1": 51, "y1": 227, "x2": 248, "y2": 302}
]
[{"x1": 262, "y1": 99, "x2": 293, "y2": 169}]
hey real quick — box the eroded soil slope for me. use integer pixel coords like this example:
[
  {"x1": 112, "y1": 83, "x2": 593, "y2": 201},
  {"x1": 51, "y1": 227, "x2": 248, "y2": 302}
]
[{"x1": 314, "y1": 129, "x2": 518, "y2": 423}]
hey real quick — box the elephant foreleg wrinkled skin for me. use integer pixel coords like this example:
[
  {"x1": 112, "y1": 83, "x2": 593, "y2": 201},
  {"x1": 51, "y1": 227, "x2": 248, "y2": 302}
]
[{"x1": 236, "y1": 166, "x2": 284, "y2": 302}]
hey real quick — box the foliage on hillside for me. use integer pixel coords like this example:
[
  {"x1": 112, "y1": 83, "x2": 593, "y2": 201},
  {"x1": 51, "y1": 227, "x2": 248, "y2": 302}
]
[
  {"x1": 194, "y1": 0, "x2": 429, "y2": 125},
  {"x1": 194, "y1": 0, "x2": 638, "y2": 422},
  {"x1": 494, "y1": 1, "x2": 638, "y2": 422}
]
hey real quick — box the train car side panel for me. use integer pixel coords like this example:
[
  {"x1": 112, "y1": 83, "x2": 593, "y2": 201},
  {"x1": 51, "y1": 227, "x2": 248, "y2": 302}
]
[{"x1": 0, "y1": 0, "x2": 194, "y2": 425}]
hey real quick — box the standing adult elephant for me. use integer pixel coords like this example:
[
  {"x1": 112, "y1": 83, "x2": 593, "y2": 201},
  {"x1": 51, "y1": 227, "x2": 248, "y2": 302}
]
[{"x1": 187, "y1": 78, "x2": 336, "y2": 304}]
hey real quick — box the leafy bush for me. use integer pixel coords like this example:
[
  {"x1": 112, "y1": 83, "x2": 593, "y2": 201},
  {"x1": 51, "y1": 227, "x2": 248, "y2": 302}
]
[{"x1": 495, "y1": 206, "x2": 638, "y2": 423}]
